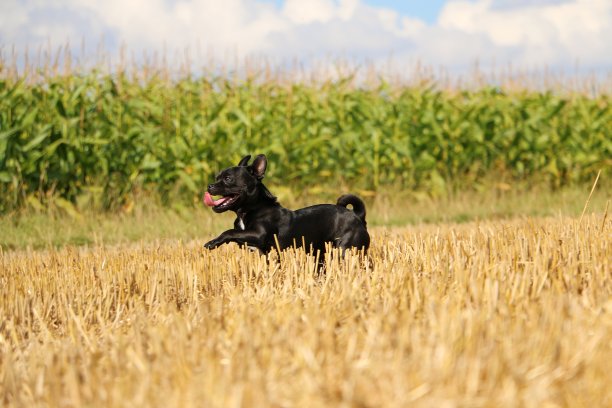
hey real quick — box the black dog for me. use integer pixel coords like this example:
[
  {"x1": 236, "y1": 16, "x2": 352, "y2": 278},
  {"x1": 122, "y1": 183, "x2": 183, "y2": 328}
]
[{"x1": 203, "y1": 154, "x2": 370, "y2": 259}]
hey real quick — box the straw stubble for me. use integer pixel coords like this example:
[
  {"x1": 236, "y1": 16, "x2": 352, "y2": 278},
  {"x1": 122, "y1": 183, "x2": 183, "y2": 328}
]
[{"x1": 1, "y1": 215, "x2": 610, "y2": 407}]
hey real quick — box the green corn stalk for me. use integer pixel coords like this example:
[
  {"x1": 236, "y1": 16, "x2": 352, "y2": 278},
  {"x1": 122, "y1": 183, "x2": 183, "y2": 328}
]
[{"x1": 0, "y1": 67, "x2": 610, "y2": 212}]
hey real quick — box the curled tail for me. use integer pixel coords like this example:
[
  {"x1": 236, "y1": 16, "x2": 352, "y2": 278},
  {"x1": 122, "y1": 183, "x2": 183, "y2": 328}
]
[{"x1": 337, "y1": 194, "x2": 367, "y2": 226}]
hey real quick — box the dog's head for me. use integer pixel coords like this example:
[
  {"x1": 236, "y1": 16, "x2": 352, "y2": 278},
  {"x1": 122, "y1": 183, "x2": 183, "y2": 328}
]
[{"x1": 204, "y1": 154, "x2": 267, "y2": 213}]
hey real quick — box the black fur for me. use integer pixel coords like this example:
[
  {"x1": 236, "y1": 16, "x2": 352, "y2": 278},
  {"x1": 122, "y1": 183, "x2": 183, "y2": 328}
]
[{"x1": 203, "y1": 154, "x2": 370, "y2": 258}]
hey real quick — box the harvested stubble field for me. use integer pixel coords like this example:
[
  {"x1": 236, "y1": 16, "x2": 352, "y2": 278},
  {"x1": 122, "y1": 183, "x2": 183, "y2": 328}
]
[{"x1": 1, "y1": 214, "x2": 610, "y2": 407}]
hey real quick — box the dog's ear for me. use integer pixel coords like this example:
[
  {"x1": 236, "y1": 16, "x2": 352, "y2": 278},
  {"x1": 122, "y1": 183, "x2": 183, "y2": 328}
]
[
  {"x1": 237, "y1": 155, "x2": 251, "y2": 167},
  {"x1": 250, "y1": 154, "x2": 267, "y2": 180}
]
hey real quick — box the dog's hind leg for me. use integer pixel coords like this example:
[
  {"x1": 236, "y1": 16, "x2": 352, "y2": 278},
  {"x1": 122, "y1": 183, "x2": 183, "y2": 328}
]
[
  {"x1": 333, "y1": 230, "x2": 371, "y2": 270},
  {"x1": 336, "y1": 228, "x2": 370, "y2": 253}
]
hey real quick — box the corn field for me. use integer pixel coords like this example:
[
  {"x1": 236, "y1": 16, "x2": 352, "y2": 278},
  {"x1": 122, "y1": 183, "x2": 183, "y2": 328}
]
[
  {"x1": 1, "y1": 214, "x2": 610, "y2": 407},
  {"x1": 1, "y1": 57, "x2": 611, "y2": 212}
]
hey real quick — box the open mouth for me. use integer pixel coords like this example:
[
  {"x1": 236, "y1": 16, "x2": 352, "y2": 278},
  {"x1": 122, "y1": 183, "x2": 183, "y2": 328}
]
[{"x1": 204, "y1": 192, "x2": 239, "y2": 209}]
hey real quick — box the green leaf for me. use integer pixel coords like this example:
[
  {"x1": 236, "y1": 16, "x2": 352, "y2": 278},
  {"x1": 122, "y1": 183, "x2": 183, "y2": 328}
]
[
  {"x1": 232, "y1": 108, "x2": 251, "y2": 127},
  {"x1": 56, "y1": 99, "x2": 67, "y2": 117},
  {"x1": 44, "y1": 138, "x2": 69, "y2": 156},
  {"x1": 140, "y1": 158, "x2": 161, "y2": 170},
  {"x1": 54, "y1": 197, "x2": 82, "y2": 220},
  {"x1": 22, "y1": 132, "x2": 49, "y2": 152},
  {"x1": 0, "y1": 127, "x2": 20, "y2": 141},
  {"x1": 0, "y1": 171, "x2": 12, "y2": 183},
  {"x1": 20, "y1": 108, "x2": 39, "y2": 127}
]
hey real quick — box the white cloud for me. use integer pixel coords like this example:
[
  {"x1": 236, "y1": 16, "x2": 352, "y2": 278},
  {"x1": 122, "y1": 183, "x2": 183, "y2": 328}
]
[
  {"x1": 283, "y1": 0, "x2": 336, "y2": 24},
  {"x1": 438, "y1": 0, "x2": 612, "y2": 67},
  {"x1": 1, "y1": 0, "x2": 610, "y2": 73}
]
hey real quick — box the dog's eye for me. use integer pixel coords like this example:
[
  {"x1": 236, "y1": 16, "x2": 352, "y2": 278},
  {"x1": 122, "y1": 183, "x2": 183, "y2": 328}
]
[{"x1": 224, "y1": 176, "x2": 233, "y2": 183}]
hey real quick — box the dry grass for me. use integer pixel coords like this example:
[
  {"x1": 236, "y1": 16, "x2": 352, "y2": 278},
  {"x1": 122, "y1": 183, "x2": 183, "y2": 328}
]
[{"x1": 1, "y1": 214, "x2": 610, "y2": 407}]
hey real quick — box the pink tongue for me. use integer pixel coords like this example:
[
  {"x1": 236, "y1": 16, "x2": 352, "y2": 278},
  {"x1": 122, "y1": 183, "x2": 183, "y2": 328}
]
[{"x1": 204, "y1": 192, "x2": 229, "y2": 207}]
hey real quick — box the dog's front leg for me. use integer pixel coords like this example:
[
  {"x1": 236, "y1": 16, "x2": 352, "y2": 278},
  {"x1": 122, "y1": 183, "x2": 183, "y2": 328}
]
[{"x1": 204, "y1": 228, "x2": 266, "y2": 250}]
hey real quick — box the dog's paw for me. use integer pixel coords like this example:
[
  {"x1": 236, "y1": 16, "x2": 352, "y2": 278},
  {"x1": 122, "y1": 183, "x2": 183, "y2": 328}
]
[{"x1": 203, "y1": 239, "x2": 221, "y2": 250}]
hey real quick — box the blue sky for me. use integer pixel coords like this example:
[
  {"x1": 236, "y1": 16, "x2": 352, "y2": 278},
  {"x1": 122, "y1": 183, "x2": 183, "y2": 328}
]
[
  {"x1": 270, "y1": 0, "x2": 447, "y2": 23},
  {"x1": 1, "y1": 0, "x2": 610, "y2": 74},
  {"x1": 363, "y1": 0, "x2": 446, "y2": 23}
]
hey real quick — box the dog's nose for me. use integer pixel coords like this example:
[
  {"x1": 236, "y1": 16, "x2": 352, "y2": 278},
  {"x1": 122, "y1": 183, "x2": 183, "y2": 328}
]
[{"x1": 208, "y1": 184, "x2": 214, "y2": 191}]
